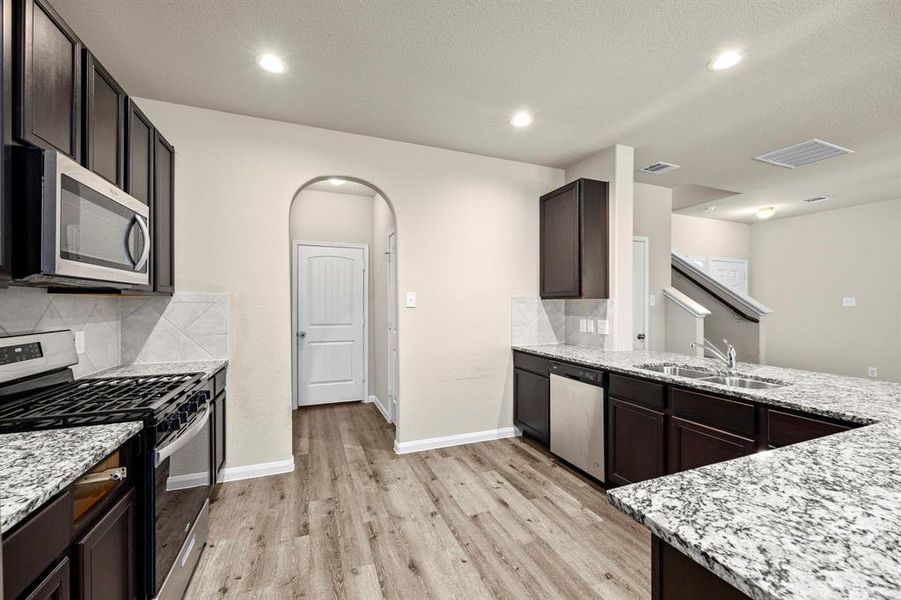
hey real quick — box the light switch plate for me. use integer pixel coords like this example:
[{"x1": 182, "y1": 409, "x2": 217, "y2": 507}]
[
  {"x1": 649, "y1": 295, "x2": 656, "y2": 307},
  {"x1": 842, "y1": 296, "x2": 856, "y2": 307},
  {"x1": 405, "y1": 292, "x2": 416, "y2": 308},
  {"x1": 587, "y1": 320, "x2": 595, "y2": 333},
  {"x1": 597, "y1": 320, "x2": 610, "y2": 335},
  {"x1": 74, "y1": 331, "x2": 85, "y2": 354},
  {"x1": 868, "y1": 367, "x2": 878, "y2": 378}
]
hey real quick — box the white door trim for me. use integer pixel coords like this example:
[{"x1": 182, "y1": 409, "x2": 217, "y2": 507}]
[
  {"x1": 633, "y1": 236, "x2": 650, "y2": 349},
  {"x1": 292, "y1": 240, "x2": 369, "y2": 408},
  {"x1": 385, "y1": 229, "x2": 398, "y2": 424}
]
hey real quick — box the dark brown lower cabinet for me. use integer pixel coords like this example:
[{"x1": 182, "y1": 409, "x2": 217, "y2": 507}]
[
  {"x1": 75, "y1": 488, "x2": 136, "y2": 600},
  {"x1": 513, "y1": 367, "x2": 550, "y2": 446},
  {"x1": 767, "y1": 409, "x2": 851, "y2": 448},
  {"x1": 668, "y1": 417, "x2": 756, "y2": 474},
  {"x1": 24, "y1": 556, "x2": 70, "y2": 600},
  {"x1": 608, "y1": 396, "x2": 665, "y2": 485},
  {"x1": 653, "y1": 536, "x2": 749, "y2": 600}
]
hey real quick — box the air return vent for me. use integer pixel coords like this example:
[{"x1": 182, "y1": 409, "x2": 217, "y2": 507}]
[
  {"x1": 639, "y1": 161, "x2": 680, "y2": 175},
  {"x1": 804, "y1": 195, "x2": 831, "y2": 204},
  {"x1": 754, "y1": 139, "x2": 853, "y2": 168}
]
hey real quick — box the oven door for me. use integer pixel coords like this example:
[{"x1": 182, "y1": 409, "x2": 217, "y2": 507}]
[
  {"x1": 43, "y1": 150, "x2": 150, "y2": 286},
  {"x1": 153, "y1": 404, "x2": 211, "y2": 596}
]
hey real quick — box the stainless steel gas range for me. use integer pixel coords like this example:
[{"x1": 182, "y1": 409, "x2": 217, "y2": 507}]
[{"x1": 0, "y1": 330, "x2": 212, "y2": 600}]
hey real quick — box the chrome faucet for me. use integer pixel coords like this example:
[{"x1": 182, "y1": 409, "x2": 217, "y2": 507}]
[{"x1": 691, "y1": 338, "x2": 737, "y2": 370}]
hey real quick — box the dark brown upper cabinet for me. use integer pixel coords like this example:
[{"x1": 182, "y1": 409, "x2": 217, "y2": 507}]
[
  {"x1": 125, "y1": 99, "x2": 153, "y2": 205},
  {"x1": 16, "y1": 0, "x2": 82, "y2": 160},
  {"x1": 83, "y1": 51, "x2": 126, "y2": 186},
  {"x1": 539, "y1": 178, "x2": 609, "y2": 299},
  {"x1": 152, "y1": 130, "x2": 174, "y2": 294}
]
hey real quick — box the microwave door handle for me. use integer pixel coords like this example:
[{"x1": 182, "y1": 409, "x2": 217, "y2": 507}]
[
  {"x1": 133, "y1": 215, "x2": 150, "y2": 272},
  {"x1": 155, "y1": 404, "x2": 211, "y2": 467}
]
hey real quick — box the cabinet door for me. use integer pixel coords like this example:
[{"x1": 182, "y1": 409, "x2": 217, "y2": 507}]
[
  {"x1": 24, "y1": 556, "x2": 70, "y2": 600},
  {"x1": 540, "y1": 182, "x2": 580, "y2": 298},
  {"x1": 513, "y1": 368, "x2": 550, "y2": 446},
  {"x1": 125, "y1": 99, "x2": 153, "y2": 205},
  {"x1": 75, "y1": 488, "x2": 136, "y2": 600},
  {"x1": 669, "y1": 417, "x2": 756, "y2": 474},
  {"x1": 767, "y1": 409, "x2": 851, "y2": 448},
  {"x1": 83, "y1": 51, "x2": 125, "y2": 186},
  {"x1": 152, "y1": 131, "x2": 174, "y2": 293},
  {"x1": 17, "y1": 0, "x2": 81, "y2": 159},
  {"x1": 214, "y1": 391, "x2": 226, "y2": 481},
  {"x1": 608, "y1": 396, "x2": 665, "y2": 486}
]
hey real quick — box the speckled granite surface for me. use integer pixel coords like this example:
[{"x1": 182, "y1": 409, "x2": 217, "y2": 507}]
[
  {"x1": 513, "y1": 344, "x2": 901, "y2": 600},
  {"x1": 0, "y1": 422, "x2": 143, "y2": 533},
  {"x1": 93, "y1": 359, "x2": 228, "y2": 380}
]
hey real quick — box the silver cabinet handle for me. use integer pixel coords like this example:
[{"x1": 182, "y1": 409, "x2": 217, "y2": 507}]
[
  {"x1": 76, "y1": 467, "x2": 127, "y2": 485},
  {"x1": 134, "y1": 215, "x2": 151, "y2": 273}
]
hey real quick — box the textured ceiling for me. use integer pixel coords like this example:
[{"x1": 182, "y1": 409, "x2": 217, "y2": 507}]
[{"x1": 52, "y1": 0, "x2": 901, "y2": 223}]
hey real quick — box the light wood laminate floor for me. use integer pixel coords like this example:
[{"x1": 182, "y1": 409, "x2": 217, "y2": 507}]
[{"x1": 185, "y1": 402, "x2": 650, "y2": 599}]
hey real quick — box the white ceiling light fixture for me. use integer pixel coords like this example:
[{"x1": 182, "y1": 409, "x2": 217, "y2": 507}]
[
  {"x1": 757, "y1": 206, "x2": 776, "y2": 219},
  {"x1": 708, "y1": 49, "x2": 745, "y2": 71},
  {"x1": 804, "y1": 195, "x2": 831, "y2": 204},
  {"x1": 510, "y1": 111, "x2": 533, "y2": 128},
  {"x1": 328, "y1": 178, "x2": 346, "y2": 186},
  {"x1": 256, "y1": 54, "x2": 287, "y2": 74}
]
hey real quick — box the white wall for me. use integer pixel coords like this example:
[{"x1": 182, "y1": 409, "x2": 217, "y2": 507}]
[
  {"x1": 136, "y1": 98, "x2": 562, "y2": 469},
  {"x1": 289, "y1": 189, "x2": 374, "y2": 245},
  {"x1": 750, "y1": 198, "x2": 901, "y2": 382},
  {"x1": 370, "y1": 194, "x2": 395, "y2": 415},
  {"x1": 634, "y1": 182, "x2": 673, "y2": 351},
  {"x1": 672, "y1": 214, "x2": 750, "y2": 262}
]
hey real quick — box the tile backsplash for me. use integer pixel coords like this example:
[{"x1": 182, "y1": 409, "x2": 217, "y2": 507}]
[
  {"x1": 512, "y1": 296, "x2": 610, "y2": 348},
  {"x1": 0, "y1": 287, "x2": 227, "y2": 376}
]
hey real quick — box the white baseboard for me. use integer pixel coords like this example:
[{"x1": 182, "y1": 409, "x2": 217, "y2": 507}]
[
  {"x1": 368, "y1": 394, "x2": 392, "y2": 423},
  {"x1": 220, "y1": 457, "x2": 295, "y2": 483},
  {"x1": 394, "y1": 426, "x2": 520, "y2": 455}
]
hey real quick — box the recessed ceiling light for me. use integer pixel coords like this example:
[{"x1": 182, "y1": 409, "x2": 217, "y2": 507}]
[
  {"x1": 257, "y1": 54, "x2": 287, "y2": 74},
  {"x1": 757, "y1": 206, "x2": 776, "y2": 219},
  {"x1": 510, "y1": 111, "x2": 533, "y2": 128},
  {"x1": 701, "y1": 206, "x2": 717, "y2": 212},
  {"x1": 328, "y1": 178, "x2": 346, "y2": 186},
  {"x1": 708, "y1": 49, "x2": 745, "y2": 71}
]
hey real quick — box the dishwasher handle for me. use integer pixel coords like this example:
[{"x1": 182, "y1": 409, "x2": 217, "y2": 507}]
[{"x1": 550, "y1": 362, "x2": 603, "y2": 385}]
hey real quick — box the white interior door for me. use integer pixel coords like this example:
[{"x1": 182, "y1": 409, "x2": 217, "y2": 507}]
[
  {"x1": 709, "y1": 258, "x2": 748, "y2": 295},
  {"x1": 386, "y1": 231, "x2": 398, "y2": 422},
  {"x1": 632, "y1": 237, "x2": 649, "y2": 350},
  {"x1": 296, "y1": 243, "x2": 367, "y2": 405}
]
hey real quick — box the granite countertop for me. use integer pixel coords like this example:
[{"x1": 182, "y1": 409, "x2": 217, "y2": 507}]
[
  {"x1": 0, "y1": 422, "x2": 143, "y2": 534},
  {"x1": 93, "y1": 359, "x2": 228, "y2": 380},
  {"x1": 513, "y1": 344, "x2": 901, "y2": 600}
]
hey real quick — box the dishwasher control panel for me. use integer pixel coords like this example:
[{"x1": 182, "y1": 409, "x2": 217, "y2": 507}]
[{"x1": 550, "y1": 361, "x2": 603, "y2": 385}]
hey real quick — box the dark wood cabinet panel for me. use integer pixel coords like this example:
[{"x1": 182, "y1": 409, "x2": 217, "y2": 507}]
[
  {"x1": 152, "y1": 130, "x2": 174, "y2": 293},
  {"x1": 767, "y1": 409, "x2": 852, "y2": 448},
  {"x1": 653, "y1": 536, "x2": 750, "y2": 600},
  {"x1": 83, "y1": 51, "x2": 125, "y2": 186},
  {"x1": 75, "y1": 487, "x2": 136, "y2": 600},
  {"x1": 513, "y1": 368, "x2": 550, "y2": 446},
  {"x1": 512, "y1": 350, "x2": 549, "y2": 377},
  {"x1": 668, "y1": 417, "x2": 756, "y2": 474},
  {"x1": 539, "y1": 178, "x2": 609, "y2": 299},
  {"x1": 609, "y1": 374, "x2": 665, "y2": 410},
  {"x1": 16, "y1": 0, "x2": 81, "y2": 159},
  {"x1": 670, "y1": 387, "x2": 756, "y2": 437},
  {"x1": 125, "y1": 99, "x2": 153, "y2": 205},
  {"x1": 608, "y1": 396, "x2": 665, "y2": 486},
  {"x1": 24, "y1": 556, "x2": 71, "y2": 600}
]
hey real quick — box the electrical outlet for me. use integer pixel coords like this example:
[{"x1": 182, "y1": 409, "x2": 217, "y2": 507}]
[
  {"x1": 405, "y1": 292, "x2": 416, "y2": 308},
  {"x1": 74, "y1": 331, "x2": 85, "y2": 354},
  {"x1": 587, "y1": 319, "x2": 595, "y2": 333},
  {"x1": 649, "y1": 295, "x2": 656, "y2": 307},
  {"x1": 579, "y1": 319, "x2": 587, "y2": 333},
  {"x1": 842, "y1": 297, "x2": 856, "y2": 307},
  {"x1": 868, "y1": 367, "x2": 878, "y2": 378},
  {"x1": 597, "y1": 320, "x2": 610, "y2": 335}
]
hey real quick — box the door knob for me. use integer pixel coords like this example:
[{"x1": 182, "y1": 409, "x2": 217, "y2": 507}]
[
  {"x1": 637, "y1": 333, "x2": 646, "y2": 340},
  {"x1": 297, "y1": 331, "x2": 307, "y2": 338}
]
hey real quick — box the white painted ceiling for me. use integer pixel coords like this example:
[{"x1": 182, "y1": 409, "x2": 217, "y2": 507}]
[{"x1": 53, "y1": 0, "x2": 901, "y2": 223}]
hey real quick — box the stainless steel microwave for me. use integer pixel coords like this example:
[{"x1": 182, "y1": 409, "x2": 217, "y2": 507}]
[{"x1": 13, "y1": 148, "x2": 150, "y2": 288}]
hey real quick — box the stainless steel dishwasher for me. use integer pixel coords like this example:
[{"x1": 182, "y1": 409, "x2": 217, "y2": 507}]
[{"x1": 549, "y1": 361, "x2": 606, "y2": 483}]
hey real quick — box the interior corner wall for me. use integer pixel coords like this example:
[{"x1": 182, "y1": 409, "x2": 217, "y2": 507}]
[
  {"x1": 750, "y1": 197, "x2": 901, "y2": 382},
  {"x1": 370, "y1": 194, "x2": 395, "y2": 412},
  {"x1": 135, "y1": 98, "x2": 563, "y2": 467},
  {"x1": 633, "y1": 182, "x2": 673, "y2": 351},
  {"x1": 564, "y1": 144, "x2": 634, "y2": 350}
]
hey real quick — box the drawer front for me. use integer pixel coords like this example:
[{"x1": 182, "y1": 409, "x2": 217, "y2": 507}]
[
  {"x1": 212, "y1": 367, "x2": 227, "y2": 397},
  {"x1": 671, "y1": 388, "x2": 756, "y2": 437},
  {"x1": 3, "y1": 491, "x2": 73, "y2": 599},
  {"x1": 609, "y1": 374, "x2": 665, "y2": 409},
  {"x1": 513, "y1": 351, "x2": 549, "y2": 377},
  {"x1": 669, "y1": 417, "x2": 756, "y2": 474},
  {"x1": 768, "y1": 409, "x2": 851, "y2": 447}
]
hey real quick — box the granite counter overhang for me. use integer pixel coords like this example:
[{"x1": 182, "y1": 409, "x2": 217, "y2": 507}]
[
  {"x1": 93, "y1": 359, "x2": 228, "y2": 380},
  {"x1": 0, "y1": 422, "x2": 143, "y2": 534},
  {"x1": 513, "y1": 343, "x2": 901, "y2": 600}
]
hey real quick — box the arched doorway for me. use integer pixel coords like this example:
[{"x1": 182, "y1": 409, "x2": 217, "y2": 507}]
[{"x1": 288, "y1": 176, "x2": 399, "y2": 438}]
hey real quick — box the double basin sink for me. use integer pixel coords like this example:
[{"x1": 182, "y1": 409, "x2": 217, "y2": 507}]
[{"x1": 638, "y1": 364, "x2": 788, "y2": 390}]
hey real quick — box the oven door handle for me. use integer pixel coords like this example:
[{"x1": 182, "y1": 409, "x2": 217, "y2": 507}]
[
  {"x1": 155, "y1": 404, "x2": 211, "y2": 467},
  {"x1": 133, "y1": 215, "x2": 150, "y2": 273}
]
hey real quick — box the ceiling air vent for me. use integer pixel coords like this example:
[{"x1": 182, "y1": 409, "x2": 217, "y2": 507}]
[
  {"x1": 639, "y1": 161, "x2": 680, "y2": 175},
  {"x1": 804, "y1": 195, "x2": 831, "y2": 204},
  {"x1": 754, "y1": 139, "x2": 853, "y2": 168}
]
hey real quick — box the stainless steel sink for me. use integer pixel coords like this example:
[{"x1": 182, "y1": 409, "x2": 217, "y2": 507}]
[
  {"x1": 700, "y1": 375, "x2": 786, "y2": 390},
  {"x1": 638, "y1": 364, "x2": 716, "y2": 379}
]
